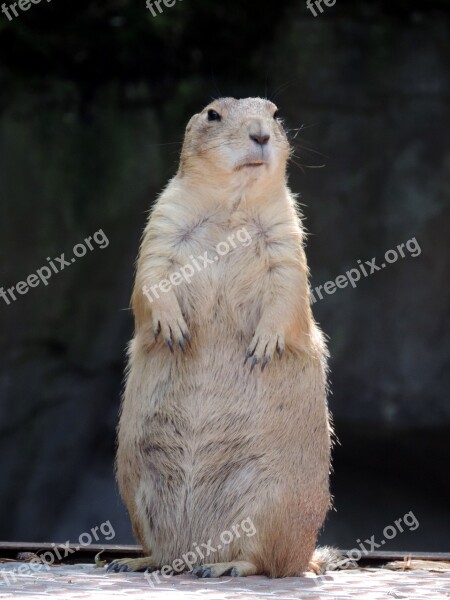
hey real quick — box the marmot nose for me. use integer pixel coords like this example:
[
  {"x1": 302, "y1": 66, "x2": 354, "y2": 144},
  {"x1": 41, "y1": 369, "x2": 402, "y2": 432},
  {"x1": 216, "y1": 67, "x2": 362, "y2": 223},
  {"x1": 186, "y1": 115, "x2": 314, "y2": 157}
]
[{"x1": 250, "y1": 133, "x2": 270, "y2": 146}]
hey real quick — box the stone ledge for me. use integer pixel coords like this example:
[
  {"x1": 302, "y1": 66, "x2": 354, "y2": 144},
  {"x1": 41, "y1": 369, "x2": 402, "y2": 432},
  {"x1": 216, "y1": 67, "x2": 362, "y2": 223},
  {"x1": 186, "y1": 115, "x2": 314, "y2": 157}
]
[{"x1": 1, "y1": 562, "x2": 449, "y2": 599}]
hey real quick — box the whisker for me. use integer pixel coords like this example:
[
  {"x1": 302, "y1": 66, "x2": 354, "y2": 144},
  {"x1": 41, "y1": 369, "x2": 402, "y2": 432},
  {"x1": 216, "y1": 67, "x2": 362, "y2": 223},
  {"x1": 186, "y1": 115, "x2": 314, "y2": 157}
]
[
  {"x1": 269, "y1": 79, "x2": 300, "y2": 103},
  {"x1": 289, "y1": 157, "x2": 306, "y2": 174},
  {"x1": 288, "y1": 124, "x2": 319, "y2": 132},
  {"x1": 290, "y1": 142, "x2": 328, "y2": 159},
  {"x1": 290, "y1": 152, "x2": 326, "y2": 170}
]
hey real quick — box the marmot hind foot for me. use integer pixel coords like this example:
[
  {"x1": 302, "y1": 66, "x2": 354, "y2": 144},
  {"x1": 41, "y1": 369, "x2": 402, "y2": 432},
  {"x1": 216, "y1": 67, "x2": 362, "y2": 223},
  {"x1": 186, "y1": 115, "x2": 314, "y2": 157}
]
[
  {"x1": 106, "y1": 556, "x2": 158, "y2": 573},
  {"x1": 192, "y1": 561, "x2": 258, "y2": 578}
]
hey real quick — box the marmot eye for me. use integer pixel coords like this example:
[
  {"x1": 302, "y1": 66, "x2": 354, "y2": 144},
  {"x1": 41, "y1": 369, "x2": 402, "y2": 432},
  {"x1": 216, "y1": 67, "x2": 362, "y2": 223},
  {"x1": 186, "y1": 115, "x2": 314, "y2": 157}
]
[
  {"x1": 207, "y1": 109, "x2": 222, "y2": 122},
  {"x1": 273, "y1": 110, "x2": 281, "y2": 120}
]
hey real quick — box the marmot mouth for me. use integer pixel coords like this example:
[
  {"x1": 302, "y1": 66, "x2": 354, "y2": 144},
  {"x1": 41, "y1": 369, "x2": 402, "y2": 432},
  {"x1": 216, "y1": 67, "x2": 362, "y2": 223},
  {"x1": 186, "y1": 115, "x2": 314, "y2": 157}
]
[{"x1": 237, "y1": 161, "x2": 267, "y2": 170}]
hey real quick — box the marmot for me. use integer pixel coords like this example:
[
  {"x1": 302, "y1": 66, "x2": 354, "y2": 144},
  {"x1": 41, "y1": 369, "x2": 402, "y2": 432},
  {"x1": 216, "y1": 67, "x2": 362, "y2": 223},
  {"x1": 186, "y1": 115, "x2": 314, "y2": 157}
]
[{"x1": 109, "y1": 97, "x2": 333, "y2": 578}]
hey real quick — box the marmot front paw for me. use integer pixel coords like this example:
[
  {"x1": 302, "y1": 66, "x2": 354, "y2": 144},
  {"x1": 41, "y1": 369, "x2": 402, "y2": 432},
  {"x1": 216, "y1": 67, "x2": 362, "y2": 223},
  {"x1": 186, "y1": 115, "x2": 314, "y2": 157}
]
[
  {"x1": 244, "y1": 328, "x2": 285, "y2": 372},
  {"x1": 152, "y1": 307, "x2": 191, "y2": 353}
]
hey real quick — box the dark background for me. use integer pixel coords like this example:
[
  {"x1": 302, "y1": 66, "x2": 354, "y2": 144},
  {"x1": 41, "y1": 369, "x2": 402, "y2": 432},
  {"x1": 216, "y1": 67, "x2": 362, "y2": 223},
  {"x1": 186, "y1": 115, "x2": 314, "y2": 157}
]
[{"x1": 0, "y1": 0, "x2": 449, "y2": 551}]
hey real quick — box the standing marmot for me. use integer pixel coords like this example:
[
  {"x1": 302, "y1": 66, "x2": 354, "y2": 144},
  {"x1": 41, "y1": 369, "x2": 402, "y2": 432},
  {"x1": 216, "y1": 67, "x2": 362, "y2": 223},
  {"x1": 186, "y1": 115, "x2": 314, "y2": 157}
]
[{"x1": 109, "y1": 97, "x2": 332, "y2": 578}]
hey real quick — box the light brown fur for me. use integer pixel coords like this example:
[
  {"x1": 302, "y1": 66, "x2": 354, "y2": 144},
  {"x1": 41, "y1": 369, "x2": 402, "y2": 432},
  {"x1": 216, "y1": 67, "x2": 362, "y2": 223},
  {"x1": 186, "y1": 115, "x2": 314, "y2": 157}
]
[{"x1": 113, "y1": 98, "x2": 332, "y2": 578}]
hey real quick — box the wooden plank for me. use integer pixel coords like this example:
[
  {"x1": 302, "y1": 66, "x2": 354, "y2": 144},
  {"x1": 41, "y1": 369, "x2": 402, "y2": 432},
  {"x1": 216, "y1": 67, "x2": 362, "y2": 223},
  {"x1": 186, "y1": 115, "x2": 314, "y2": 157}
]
[
  {"x1": 0, "y1": 542, "x2": 141, "y2": 562},
  {"x1": 358, "y1": 550, "x2": 450, "y2": 561},
  {"x1": 0, "y1": 542, "x2": 449, "y2": 564}
]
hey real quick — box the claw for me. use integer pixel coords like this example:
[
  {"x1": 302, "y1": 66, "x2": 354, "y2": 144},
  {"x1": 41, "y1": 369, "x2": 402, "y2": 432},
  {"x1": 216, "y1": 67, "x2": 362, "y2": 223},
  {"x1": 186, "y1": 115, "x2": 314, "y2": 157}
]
[
  {"x1": 277, "y1": 345, "x2": 284, "y2": 360},
  {"x1": 250, "y1": 356, "x2": 258, "y2": 372},
  {"x1": 244, "y1": 350, "x2": 252, "y2": 366},
  {"x1": 261, "y1": 356, "x2": 270, "y2": 372},
  {"x1": 179, "y1": 339, "x2": 186, "y2": 353},
  {"x1": 183, "y1": 331, "x2": 192, "y2": 348},
  {"x1": 154, "y1": 322, "x2": 161, "y2": 341},
  {"x1": 192, "y1": 566, "x2": 212, "y2": 578},
  {"x1": 166, "y1": 338, "x2": 174, "y2": 353},
  {"x1": 107, "y1": 561, "x2": 129, "y2": 573}
]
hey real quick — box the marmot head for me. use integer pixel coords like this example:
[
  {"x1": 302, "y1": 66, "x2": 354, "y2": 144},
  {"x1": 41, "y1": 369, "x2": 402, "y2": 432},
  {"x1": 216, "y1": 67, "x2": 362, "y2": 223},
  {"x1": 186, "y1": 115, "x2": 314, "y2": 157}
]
[{"x1": 179, "y1": 97, "x2": 290, "y2": 184}]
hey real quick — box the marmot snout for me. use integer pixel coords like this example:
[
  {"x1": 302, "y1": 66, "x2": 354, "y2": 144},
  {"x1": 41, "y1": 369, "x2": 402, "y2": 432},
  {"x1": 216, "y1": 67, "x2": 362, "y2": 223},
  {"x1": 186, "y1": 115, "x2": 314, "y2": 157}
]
[{"x1": 180, "y1": 97, "x2": 290, "y2": 178}]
